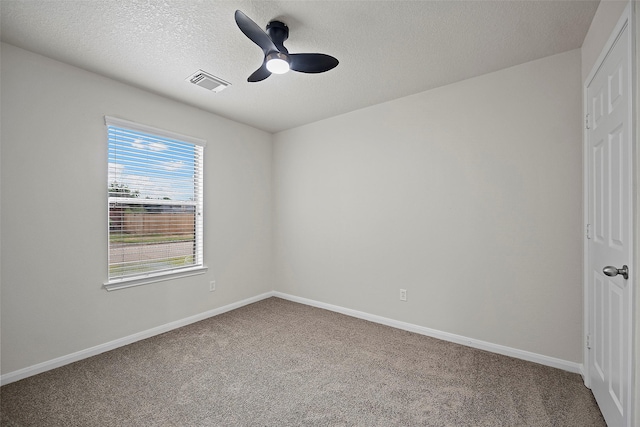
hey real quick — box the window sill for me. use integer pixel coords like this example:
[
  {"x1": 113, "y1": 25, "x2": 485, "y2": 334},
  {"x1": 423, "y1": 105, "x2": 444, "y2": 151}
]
[{"x1": 104, "y1": 266, "x2": 208, "y2": 291}]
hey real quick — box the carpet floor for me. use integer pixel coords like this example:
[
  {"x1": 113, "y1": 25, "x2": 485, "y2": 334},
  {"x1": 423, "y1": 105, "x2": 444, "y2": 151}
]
[{"x1": 1, "y1": 297, "x2": 605, "y2": 426}]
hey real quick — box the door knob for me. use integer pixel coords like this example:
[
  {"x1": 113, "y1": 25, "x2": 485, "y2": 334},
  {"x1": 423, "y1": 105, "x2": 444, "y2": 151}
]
[{"x1": 603, "y1": 265, "x2": 629, "y2": 280}]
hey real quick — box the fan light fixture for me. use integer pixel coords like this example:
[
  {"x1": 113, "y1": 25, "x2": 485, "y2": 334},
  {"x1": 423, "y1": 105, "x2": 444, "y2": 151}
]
[{"x1": 266, "y1": 52, "x2": 290, "y2": 74}]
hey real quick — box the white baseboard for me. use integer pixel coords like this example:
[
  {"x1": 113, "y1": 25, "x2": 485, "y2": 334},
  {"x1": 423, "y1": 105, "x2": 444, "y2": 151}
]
[
  {"x1": 273, "y1": 292, "x2": 584, "y2": 375},
  {"x1": 580, "y1": 365, "x2": 589, "y2": 387},
  {"x1": 0, "y1": 292, "x2": 273, "y2": 386},
  {"x1": 2, "y1": 290, "x2": 583, "y2": 386}
]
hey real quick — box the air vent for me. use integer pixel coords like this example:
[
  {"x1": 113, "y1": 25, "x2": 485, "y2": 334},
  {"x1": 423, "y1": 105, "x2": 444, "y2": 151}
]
[{"x1": 186, "y1": 70, "x2": 230, "y2": 93}]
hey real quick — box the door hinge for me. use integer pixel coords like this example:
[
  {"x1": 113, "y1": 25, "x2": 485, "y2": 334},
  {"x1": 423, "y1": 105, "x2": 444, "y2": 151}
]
[
  {"x1": 586, "y1": 223, "x2": 591, "y2": 239},
  {"x1": 585, "y1": 113, "x2": 591, "y2": 130},
  {"x1": 586, "y1": 334, "x2": 592, "y2": 350}
]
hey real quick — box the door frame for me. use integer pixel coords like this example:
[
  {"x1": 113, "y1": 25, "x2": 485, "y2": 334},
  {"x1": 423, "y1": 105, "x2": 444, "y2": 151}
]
[{"x1": 582, "y1": 2, "x2": 636, "y2": 424}]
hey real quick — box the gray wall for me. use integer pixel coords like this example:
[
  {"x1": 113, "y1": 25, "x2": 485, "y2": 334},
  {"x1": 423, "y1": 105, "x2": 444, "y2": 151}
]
[
  {"x1": 636, "y1": 6, "x2": 639, "y2": 424},
  {"x1": 0, "y1": 43, "x2": 273, "y2": 375},
  {"x1": 636, "y1": 7, "x2": 639, "y2": 425},
  {"x1": 273, "y1": 49, "x2": 584, "y2": 362}
]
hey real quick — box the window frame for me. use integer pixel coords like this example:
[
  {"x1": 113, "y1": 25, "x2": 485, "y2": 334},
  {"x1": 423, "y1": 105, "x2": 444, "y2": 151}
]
[{"x1": 104, "y1": 116, "x2": 207, "y2": 291}]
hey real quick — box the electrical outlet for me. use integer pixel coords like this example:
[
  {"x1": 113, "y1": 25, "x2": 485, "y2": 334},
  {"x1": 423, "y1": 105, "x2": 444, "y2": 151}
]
[
  {"x1": 400, "y1": 289, "x2": 407, "y2": 301},
  {"x1": 209, "y1": 281, "x2": 216, "y2": 292}
]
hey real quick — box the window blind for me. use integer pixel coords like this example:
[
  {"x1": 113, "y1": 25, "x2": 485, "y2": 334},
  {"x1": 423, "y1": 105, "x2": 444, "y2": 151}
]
[{"x1": 106, "y1": 116, "x2": 205, "y2": 287}]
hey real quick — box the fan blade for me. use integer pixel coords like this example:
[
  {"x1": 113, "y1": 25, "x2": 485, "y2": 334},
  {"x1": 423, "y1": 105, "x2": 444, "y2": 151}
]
[
  {"x1": 289, "y1": 53, "x2": 339, "y2": 73},
  {"x1": 248, "y1": 63, "x2": 271, "y2": 82},
  {"x1": 235, "y1": 10, "x2": 278, "y2": 55}
]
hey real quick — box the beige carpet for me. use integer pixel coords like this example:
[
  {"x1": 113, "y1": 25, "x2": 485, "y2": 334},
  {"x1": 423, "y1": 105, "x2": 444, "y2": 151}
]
[{"x1": 1, "y1": 297, "x2": 605, "y2": 426}]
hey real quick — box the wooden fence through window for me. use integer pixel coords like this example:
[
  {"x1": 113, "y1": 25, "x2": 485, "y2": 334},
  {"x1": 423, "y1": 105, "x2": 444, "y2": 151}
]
[{"x1": 110, "y1": 212, "x2": 195, "y2": 235}]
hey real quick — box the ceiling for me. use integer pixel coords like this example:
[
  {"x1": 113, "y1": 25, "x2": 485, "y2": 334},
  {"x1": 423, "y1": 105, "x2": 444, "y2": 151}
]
[{"x1": 1, "y1": 1, "x2": 599, "y2": 133}]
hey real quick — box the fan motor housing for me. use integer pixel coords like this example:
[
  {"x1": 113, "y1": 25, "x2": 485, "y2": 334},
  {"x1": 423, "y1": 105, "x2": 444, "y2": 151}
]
[{"x1": 266, "y1": 20, "x2": 289, "y2": 43}]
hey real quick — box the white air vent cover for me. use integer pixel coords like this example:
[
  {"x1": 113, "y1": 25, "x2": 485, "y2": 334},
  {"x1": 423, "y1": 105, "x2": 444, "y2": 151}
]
[{"x1": 186, "y1": 70, "x2": 230, "y2": 93}]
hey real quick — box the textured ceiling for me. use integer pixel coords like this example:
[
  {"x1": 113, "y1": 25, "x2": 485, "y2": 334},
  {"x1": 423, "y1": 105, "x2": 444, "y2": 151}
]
[{"x1": 1, "y1": 1, "x2": 599, "y2": 133}]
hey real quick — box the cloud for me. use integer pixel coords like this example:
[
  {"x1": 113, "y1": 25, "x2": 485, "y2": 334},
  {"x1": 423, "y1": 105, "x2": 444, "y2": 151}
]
[
  {"x1": 130, "y1": 139, "x2": 168, "y2": 152},
  {"x1": 111, "y1": 172, "x2": 193, "y2": 201},
  {"x1": 163, "y1": 160, "x2": 184, "y2": 171},
  {"x1": 148, "y1": 142, "x2": 168, "y2": 151},
  {"x1": 108, "y1": 163, "x2": 125, "y2": 182}
]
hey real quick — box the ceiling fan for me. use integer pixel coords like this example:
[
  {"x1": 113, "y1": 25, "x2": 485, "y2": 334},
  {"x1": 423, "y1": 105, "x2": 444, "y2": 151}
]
[{"x1": 234, "y1": 10, "x2": 339, "y2": 82}]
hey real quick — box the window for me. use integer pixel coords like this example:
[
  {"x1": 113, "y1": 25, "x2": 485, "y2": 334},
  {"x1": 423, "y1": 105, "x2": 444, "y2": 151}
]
[{"x1": 105, "y1": 116, "x2": 205, "y2": 290}]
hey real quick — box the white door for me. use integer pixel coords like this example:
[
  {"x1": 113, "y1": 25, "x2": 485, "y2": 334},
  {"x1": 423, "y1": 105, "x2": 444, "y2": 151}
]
[{"x1": 586, "y1": 7, "x2": 633, "y2": 427}]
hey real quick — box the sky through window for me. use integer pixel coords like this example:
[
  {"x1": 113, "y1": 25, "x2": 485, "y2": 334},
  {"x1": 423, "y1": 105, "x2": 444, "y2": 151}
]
[{"x1": 108, "y1": 127, "x2": 197, "y2": 202}]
